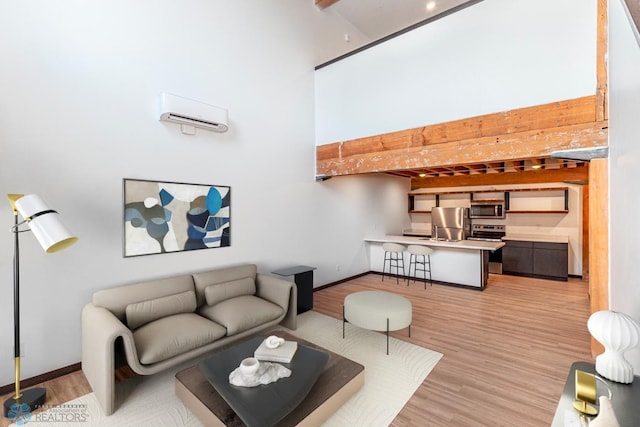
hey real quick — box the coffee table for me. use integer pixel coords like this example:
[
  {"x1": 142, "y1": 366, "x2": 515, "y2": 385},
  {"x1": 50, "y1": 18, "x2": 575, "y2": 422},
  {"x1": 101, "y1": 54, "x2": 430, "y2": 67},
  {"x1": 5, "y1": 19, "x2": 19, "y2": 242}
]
[{"x1": 175, "y1": 331, "x2": 364, "y2": 426}]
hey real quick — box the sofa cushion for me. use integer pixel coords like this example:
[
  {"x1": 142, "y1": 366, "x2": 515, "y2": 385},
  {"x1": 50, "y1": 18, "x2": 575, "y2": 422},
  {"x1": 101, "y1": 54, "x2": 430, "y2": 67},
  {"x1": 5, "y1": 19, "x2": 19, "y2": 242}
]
[
  {"x1": 192, "y1": 264, "x2": 257, "y2": 306},
  {"x1": 198, "y1": 295, "x2": 284, "y2": 335},
  {"x1": 93, "y1": 274, "x2": 195, "y2": 323},
  {"x1": 133, "y1": 313, "x2": 226, "y2": 365},
  {"x1": 126, "y1": 290, "x2": 197, "y2": 330},
  {"x1": 204, "y1": 277, "x2": 256, "y2": 306}
]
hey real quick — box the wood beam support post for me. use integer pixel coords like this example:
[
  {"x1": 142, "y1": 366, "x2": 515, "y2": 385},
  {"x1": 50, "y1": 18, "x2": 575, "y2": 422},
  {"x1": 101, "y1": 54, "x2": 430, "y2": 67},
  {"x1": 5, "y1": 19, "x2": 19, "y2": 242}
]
[
  {"x1": 596, "y1": 0, "x2": 608, "y2": 121},
  {"x1": 315, "y1": 0, "x2": 340, "y2": 10},
  {"x1": 589, "y1": 158, "x2": 608, "y2": 358}
]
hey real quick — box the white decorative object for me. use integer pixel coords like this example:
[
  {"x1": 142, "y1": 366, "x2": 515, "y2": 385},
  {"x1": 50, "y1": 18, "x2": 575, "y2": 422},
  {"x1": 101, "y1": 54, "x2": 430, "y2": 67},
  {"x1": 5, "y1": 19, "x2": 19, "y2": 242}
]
[
  {"x1": 587, "y1": 310, "x2": 640, "y2": 384},
  {"x1": 254, "y1": 340, "x2": 298, "y2": 363},
  {"x1": 229, "y1": 361, "x2": 291, "y2": 387},
  {"x1": 265, "y1": 335, "x2": 285, "y2": 349},
  {"x1": 239, "y1": 357, "x2": 259, "y2": 376},
  {"x1": 589, "y1": 396, "x2": 620, "y2": 427}
]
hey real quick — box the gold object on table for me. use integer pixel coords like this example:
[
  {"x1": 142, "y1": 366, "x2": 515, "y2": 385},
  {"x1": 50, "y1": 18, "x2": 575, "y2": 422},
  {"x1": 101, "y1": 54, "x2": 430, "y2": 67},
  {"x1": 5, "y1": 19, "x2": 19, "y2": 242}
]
[{"x1": 573, "y1": 370, "x2": 598, "y2": 415}]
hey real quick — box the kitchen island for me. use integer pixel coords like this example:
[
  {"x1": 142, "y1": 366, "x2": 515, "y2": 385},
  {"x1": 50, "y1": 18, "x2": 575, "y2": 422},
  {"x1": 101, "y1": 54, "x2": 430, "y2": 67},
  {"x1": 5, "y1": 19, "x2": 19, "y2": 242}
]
[{"x1": 365, "y1": 235, "x2": 505, "y2": 289}]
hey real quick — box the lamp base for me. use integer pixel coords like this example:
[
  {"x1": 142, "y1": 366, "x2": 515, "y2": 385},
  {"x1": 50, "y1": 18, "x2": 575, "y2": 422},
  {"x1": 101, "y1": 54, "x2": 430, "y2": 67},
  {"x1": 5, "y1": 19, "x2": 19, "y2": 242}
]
[
  {"x1": 3, "y1": 387, "x2": 46, "y2": 419},
  {"x1": 573, "y1": 399, "x2": 598, "y2": 416}
]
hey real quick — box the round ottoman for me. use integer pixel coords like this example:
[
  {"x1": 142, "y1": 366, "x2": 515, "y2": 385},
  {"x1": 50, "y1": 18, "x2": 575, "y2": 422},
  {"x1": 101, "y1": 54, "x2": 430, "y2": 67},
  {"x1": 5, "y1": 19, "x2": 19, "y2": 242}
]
[{"x1": 342, "y1": 291, "x2": 412, "y2": 355}]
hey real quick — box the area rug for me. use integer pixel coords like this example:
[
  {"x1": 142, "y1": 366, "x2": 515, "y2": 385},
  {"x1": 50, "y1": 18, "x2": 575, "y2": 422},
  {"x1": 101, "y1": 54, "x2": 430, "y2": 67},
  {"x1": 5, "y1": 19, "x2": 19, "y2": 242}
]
[{"x1": 13, "y1": 311, "x2": 441, "y2": 427}]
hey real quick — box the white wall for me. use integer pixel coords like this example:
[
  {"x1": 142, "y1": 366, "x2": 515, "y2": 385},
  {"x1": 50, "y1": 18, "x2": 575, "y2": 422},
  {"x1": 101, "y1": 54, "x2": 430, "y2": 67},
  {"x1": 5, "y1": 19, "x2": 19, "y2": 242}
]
[
  {"x1": 315, "y1": 0, "x2": 597, "y2": 145},
  {"x1": 609, "y1": 0, "x2": 640, "y2": 374},
  {"x1": 0, "y1": 1, "x2": 409, "y2": 385}
]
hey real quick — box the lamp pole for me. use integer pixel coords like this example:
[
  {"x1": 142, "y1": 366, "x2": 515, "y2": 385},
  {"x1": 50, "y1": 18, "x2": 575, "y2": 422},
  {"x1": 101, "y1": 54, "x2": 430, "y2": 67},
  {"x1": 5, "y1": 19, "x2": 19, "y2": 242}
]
[
  {"x1": 3, "y1": 195, "x2": 49, "y2": 419},
  {"x1": 12, "y1": 201, "x2": 22, "y2": 402}
]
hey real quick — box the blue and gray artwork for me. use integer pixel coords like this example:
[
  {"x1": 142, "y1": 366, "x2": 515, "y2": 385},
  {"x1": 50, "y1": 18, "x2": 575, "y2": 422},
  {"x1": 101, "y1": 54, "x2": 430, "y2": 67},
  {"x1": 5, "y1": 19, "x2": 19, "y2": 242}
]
[{"x1": 124, "y1": 180, "x2": 230, "y2": 256}]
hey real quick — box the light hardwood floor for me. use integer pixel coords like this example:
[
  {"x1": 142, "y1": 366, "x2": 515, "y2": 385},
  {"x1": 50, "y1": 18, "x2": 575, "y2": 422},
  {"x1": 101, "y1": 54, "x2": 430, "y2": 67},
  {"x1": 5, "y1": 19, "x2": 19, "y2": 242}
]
[
  {"x1": 1, "y1": 273, "x2": 592, "y2": 427},
  {"x1": 314, "y1": 273, "x2": 593, "y2": 426}
]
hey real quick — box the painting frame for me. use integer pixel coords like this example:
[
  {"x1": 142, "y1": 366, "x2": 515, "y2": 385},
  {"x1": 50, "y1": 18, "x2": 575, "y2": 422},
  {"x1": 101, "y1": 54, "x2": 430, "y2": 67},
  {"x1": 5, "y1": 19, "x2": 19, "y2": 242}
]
[{"x1": 123, "y1": 178, "x2": 231, "y2": 257}]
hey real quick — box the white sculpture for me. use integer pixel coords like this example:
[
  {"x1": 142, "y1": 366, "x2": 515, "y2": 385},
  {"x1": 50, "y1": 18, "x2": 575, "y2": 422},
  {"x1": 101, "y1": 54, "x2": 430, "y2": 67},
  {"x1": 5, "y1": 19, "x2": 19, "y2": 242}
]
[
  {"x1": 239, "y1": 357, "x2": 260, "y2": 376},
  {"x1": 264, "y1": 335, "x2": 285, "y2": 349},
  {"x1": 229, "y1": 359, "x2": 291, "y2": 387},
  {"x1": 587, "y1": 310, "x2": 640, "y2": 384}
]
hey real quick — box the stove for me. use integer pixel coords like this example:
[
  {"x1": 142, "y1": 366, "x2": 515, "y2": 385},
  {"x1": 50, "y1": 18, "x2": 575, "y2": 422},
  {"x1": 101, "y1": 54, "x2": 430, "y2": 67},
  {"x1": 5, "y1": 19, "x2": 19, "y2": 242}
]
[
  {"x1": 467, "y1": 224, "x2": 505, "y2": 273},
  {"x1": 468, "y1": 224, "x2": 506, "y2": 241}
]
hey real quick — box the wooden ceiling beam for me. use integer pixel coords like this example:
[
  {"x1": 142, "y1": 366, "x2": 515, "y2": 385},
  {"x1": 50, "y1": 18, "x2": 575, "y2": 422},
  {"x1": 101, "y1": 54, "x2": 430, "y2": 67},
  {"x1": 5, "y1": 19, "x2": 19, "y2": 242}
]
[
  {"x1": 317, "y1": 120, "x2": 607, "y2": 176},
  {"x1": 411, "y1": 165, "x2": 590, "y2": 190},
  {"x1": 453, "y1": 165, "x2": 472, "y2": 175},
  {"x1": 466, "y1": 164, "x2": 486, "y2": 174},
  {"x1": 316, "y1": 96, "x2": 597, "y2": 163},
  {"x1": 505, "y1": 160, "x2": 524, "y2": 171},
  {"x1": 530, "y1": 158, "x2": 544, "y2": 170},
  {"x1": 431, "y1": 168, "x2": 455, "y2": 176},
  {"x1": 315, "y1": 0, "x2": 340, "y2": 10},
  {"x1": 390, "y1": 170, "x2": 415, "y2": 178},
  {"x1": 487, "y1": 162, "x2": 504, "y2": 172}
]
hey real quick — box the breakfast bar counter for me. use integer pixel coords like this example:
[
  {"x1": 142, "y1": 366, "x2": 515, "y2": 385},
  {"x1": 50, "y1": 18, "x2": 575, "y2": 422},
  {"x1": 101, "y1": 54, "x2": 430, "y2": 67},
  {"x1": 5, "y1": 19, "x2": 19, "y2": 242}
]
[{"x1": 365, "y1": 235, "x2": 504, "y2": 289}]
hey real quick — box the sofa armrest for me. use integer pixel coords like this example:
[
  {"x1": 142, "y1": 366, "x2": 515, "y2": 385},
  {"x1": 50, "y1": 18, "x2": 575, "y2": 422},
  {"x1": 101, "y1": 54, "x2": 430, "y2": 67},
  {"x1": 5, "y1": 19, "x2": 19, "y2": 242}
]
[
  {"x1": 256, "y1": 273, "x2": 297, "y2": 330},
  {"x1": 81, "y1": 303, "x2": 140, "y2": 415}
]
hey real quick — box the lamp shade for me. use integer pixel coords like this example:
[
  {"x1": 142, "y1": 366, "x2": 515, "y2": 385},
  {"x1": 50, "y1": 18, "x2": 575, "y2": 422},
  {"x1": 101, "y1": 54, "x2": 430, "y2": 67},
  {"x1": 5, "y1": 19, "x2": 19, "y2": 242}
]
[
  {"x1": 14, "y1": 194, "x2": 78, "y2": 253},
  {"x1": 587, "y1": 310, "x2": 640, "y2": 383}
]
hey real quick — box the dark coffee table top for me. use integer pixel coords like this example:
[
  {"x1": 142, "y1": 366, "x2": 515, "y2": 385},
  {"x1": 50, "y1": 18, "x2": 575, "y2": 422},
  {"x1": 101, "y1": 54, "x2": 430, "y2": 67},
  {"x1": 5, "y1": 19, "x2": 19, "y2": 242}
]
[
  {"x1": 197, "y1": 335, "x2": 328, "y2": 427},
  {"x1": 176, "y1": 331, "x2": 364, "y2": 427}
]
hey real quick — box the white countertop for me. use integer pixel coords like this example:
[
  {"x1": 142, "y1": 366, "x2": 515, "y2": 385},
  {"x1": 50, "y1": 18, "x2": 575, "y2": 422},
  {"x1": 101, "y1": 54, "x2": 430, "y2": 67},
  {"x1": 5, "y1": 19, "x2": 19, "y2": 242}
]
[
  {"x1": 402, "y1": 228, "x2": 431, "y2": 236},
  {"x1": 365, "y1": 235, "x2": 504, "y2": 251},
  {"x1": 502, "y1": 234, "x2": 569, "y2": 244}
]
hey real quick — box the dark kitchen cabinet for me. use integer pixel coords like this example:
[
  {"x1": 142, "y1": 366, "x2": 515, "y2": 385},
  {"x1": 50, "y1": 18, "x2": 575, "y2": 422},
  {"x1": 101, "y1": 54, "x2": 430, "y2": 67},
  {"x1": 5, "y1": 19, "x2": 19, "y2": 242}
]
[
  {"x1": 502, "y1": 240, "x2": 568, "y2": 281},
  {"x1": 502, "y1": 240, "x2": 533, "y2": 275},
  {"x1": 532, "y1": 242, "x2": 568, "y2": 281}
]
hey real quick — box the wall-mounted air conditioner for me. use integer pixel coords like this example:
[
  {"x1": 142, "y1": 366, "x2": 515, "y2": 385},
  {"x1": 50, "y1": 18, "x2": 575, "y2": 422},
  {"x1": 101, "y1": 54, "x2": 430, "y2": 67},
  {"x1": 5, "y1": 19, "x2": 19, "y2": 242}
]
[{"x1": 158, "y1": 92, "x2": 229, "y2": 134}]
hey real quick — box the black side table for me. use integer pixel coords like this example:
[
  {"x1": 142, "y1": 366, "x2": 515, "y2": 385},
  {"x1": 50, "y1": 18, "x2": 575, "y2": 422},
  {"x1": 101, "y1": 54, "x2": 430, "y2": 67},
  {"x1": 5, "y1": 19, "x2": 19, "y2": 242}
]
[
  {"x1": 271, "y1": 265, "x2": 316, "y2": 314},
  {"x1": 551, "y1": 361, "x2": 640, "y2": 426}
]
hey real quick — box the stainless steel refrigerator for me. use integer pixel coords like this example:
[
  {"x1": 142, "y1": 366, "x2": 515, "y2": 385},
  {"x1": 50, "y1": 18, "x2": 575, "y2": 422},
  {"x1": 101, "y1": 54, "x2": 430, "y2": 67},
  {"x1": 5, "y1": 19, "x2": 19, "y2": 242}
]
[{"x1": 431, "y1": 207, "x2": 470, "y2": 241}]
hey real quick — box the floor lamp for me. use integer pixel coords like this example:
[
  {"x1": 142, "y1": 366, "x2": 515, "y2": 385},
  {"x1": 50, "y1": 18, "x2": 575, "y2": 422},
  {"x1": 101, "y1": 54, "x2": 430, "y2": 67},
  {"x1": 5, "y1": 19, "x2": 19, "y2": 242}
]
[{"x1": 3, "y1": 194, "x2": 78, "y2": 419}]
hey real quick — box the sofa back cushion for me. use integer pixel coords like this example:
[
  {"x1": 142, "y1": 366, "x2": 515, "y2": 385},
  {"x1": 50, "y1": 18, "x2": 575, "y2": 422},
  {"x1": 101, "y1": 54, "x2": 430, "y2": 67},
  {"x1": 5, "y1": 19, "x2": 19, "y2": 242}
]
[
  {"x1": 126, "y1": 290, "x2": 197, "y2": 329},
  {"x1": 192, "y1": 264, "x2": 257, "y2": 306},
  {"x1": 204, "y1": 277, "x2": 255, "y2": 306},
  {"x1": 93, "y1": 275, "x2": 195, "y2": 323}
]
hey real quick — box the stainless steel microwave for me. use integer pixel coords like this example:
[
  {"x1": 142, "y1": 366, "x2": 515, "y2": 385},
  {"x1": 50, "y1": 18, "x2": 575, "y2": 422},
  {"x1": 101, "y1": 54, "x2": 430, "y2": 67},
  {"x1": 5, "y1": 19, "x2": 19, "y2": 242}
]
[{"x1": 469, "y1": 201, "x2": 505, "y2": 219}]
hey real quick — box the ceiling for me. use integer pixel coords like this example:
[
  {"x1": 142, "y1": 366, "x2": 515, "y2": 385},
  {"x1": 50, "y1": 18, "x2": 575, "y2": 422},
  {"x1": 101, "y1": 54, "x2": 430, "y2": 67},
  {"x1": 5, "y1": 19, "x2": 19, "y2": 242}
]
[
  {"x1": 384, "y1": 157, "x2": 587, "y2": 179},
  {"x1": 329, "y1": 0, "x2": 475, "y2": 42}
]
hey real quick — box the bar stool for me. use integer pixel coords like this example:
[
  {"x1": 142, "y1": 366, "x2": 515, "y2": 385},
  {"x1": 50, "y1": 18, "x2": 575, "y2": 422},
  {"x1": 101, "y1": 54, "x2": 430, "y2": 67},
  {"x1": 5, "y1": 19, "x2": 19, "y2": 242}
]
[
  {"x1": 407, "y1": 244, "x2": 433, "y2": 289},
  {"x1": 382, "y1": 242, "x2": 406, "y2": 284}
]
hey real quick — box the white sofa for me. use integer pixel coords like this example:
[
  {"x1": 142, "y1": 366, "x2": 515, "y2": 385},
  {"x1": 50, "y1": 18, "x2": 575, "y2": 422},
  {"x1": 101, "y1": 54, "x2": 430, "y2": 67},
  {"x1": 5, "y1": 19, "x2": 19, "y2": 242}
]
[{"x1": 81, "y1": 263, "x2": 297, "y2": 415}]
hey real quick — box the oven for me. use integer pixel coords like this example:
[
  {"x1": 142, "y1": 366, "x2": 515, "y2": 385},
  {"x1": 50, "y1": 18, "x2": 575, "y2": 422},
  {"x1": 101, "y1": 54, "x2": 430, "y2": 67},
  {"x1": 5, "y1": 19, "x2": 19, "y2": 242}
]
[{"x1": 467, "y1": 224, "x2": 505, "y2": 274}]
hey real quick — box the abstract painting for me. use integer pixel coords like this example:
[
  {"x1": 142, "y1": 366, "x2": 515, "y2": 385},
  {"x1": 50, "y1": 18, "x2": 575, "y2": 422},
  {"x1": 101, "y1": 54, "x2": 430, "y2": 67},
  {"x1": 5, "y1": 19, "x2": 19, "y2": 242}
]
[{"x1": 123, "y1": 179, "x2": 230, "y2": 257}]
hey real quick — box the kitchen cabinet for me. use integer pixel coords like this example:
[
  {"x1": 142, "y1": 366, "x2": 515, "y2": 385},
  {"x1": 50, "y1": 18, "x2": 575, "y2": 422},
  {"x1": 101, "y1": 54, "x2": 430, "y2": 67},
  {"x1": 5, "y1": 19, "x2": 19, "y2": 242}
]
[
  {"x1": 502, "y1": 239, "x2": 568, "y2": 281},
  {"x1": 502, "y1": 240, "x2": 533, "y2": 275},
  {"x1": 505, "y1": 187, "x2": 569, "y2": 214},
  {"x1": 532, "y1": 242, "x2": 568, "y2": 280},
  {"x1": 408, "y1": 187, "x2": 569, "y2": 214}
]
